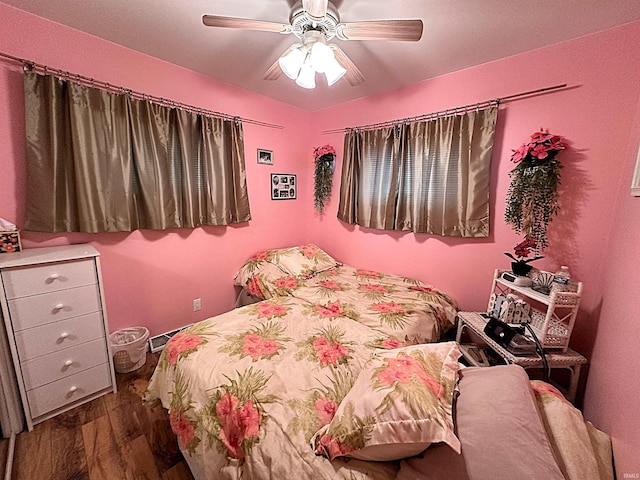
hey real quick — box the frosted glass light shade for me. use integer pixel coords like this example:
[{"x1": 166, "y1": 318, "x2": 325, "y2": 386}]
[
  {"x1": 324, "y1": 56, "x2": 347, "y2": 86},
  {"x1": 309, "y1": 41, "x2": 334, "y2": 73},
  {"x1": 295, "y1": 62, "x2": 316, "y2": 89},
  {"x1": 278, "y1": 45, "x2": 305, "y2": 80}
]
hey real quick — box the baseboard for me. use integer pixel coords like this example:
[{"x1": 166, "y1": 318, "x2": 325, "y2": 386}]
[{"x1": 148, "y1": 324, "x2": 192, "y2": 353}]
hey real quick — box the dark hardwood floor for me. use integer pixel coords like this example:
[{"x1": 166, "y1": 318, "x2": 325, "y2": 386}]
[{"x1": 0, "y1": 352, "x2": 194, "y2": 480}]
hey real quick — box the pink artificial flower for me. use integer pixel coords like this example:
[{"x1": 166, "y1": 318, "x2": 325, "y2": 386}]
[
  {"x1": 314, "y1": 397, "x2": 338, "y2": 426},
  {"x1": 257, "y1": 302, "x2": 288, "y2": 319},
  {"x1": 247, "y1": 275, "x2": 265, "y2": 299},
  {"x1": 313, "y1": 144, "x2": 336, "y2": 161},
  {"x1": 549, "y1": 136, "x2": 567, "y2": 150},
  {"x1": 166, "y1": 332, "x2": 204, "y2": 365},
  {"x1": 300, "y1": 244, "x2": 319, "y2": 258},
  {"x1": 380, "y1": 337, "x2": 404, "y2": 349},
  {"x1": 315, "y1": 301, "x2": 343, "y2": 318},
  {"x1": 511, "y1": 144, "x2": 531, "y2": 163},
  {"x1": 359, "y1": 284, "x2": 388, "y2": 294},
  {"x1": 169, "y1": 410, "x2": 196, "y2": 447},
  {"x1": 319, "y1": 280, "x2": 341, "y2": 291},
  {"x1": 372, "y1": 302, "x2": 406, "y2": 314},
  {"x1": 530, "y1": 129, "x2": 553, "y2": 143},
  {"x1": 530, "y1": 143, "x2": 550, "y2": 160},
  {"x1": 275, "y1": 276, "x2": 298, "y2": 289}
]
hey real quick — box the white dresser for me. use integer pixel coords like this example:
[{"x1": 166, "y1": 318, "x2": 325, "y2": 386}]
[{"x1": 0, "y1": 244, "x2": 116, "y2": 431}]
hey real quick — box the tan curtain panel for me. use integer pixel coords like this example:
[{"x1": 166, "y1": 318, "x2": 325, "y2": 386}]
[
  {"x1": 337, "y1": 105, "x2": 497, "y2": 237},
  {"x1": 23, "y1": 71, "x2": 251, "y2": 233}
]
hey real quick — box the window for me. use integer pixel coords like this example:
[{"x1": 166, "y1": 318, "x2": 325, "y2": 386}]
[
  {"x1": 23, "y1": 71, "x2": 250, "y2": 233},
  {"x1": 337, "y1": 106, "x2": 497, "y2": 237}
]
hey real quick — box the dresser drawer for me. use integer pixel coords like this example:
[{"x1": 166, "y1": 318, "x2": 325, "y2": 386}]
[
  {"x1": 14, "y1": 312, "x2": 106, "y2": 361},
  {"x1": 21, "y1": 338, "x2": 109, "y2": 390},
  {"x1": 26, "y1": 363, "x2": 112, "y2": 419},
  {"x1": 1, "y1": 258, "x2": 97, "y2": 299},
  {"x1": 8, "y1": 284, "x2": 101, "y2": 331}
]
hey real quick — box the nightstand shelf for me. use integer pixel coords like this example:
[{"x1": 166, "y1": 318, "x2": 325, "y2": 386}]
[
  {"x1": 491, "y1": 269, "x2": 582, "y2": 351},
  {"x1": 456, "y1": 311, "x2": 587, "y2": 403}
]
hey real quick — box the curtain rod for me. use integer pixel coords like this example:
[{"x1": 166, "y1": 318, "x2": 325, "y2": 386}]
[
  {"x1": 320, "y1": 83, "x2": 569, "y2": 135},
  {"x1": 0, "y1": 51, "x2": 284, "y2": 130}
]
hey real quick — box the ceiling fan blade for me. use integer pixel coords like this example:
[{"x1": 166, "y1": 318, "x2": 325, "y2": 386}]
[
  {"x1": 302, "y1": 0, "x2": 328, "y2": 19},
  {"x1": 336, "y1": 20, "x2": 423, "y2": 41},
  {"x1": 330, "y1": 46, "x2": 364, "y2": 86},
  {"x1": 263, "y1": 59, "x2": 283, "y2": 81},
  {"x1": 202, "y1": 15, "x2": 291, "y2": 34}
]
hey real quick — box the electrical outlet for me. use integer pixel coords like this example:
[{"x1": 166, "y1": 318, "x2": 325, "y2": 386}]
[{"x1": 193, "y1": 298, "x2": 202, "y2": 311}]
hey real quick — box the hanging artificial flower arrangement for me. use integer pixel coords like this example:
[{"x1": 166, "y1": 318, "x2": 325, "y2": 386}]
[
  {"x1": 313, "y1": 144, "x2": 336, "y2": 214},
  {"x1": 504, "y1": 128, "x2": 567, "y2": 252}
]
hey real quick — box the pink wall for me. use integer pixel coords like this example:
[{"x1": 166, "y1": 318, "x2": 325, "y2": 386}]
[
  {"x1": 0, "y1": 3, "x2": 313, "y2": 336},
  {"x1": 1, "y1": 3, "x2": 639, "y2": 475},
  {"x1": 308, "y1": 23, "x2": 640, "y2": 476},
  {"x1": 583, "y1": 94, "x2": 640, "y2": 477}
]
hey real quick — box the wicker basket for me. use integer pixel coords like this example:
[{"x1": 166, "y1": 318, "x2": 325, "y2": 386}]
[{"x1": 110, "y1": 327, "x2": 149, "y2": 373}]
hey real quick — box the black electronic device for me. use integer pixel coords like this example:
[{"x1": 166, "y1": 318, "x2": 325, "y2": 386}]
[
  {"x1": 484, "y1": 317, "x2": 518, "y2": 347},
  {"x1": 483, "y1": 317, "x2": 535, "y2": 352}
]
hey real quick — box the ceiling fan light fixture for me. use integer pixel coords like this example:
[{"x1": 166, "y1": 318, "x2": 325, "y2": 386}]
[
  {"x1": 295, "y1": 60, "x2": 316, "y2": 89},
  {"x1": 324, "y1": 58, "x2": 347, "y2": 86},
  {"x1": 278, "y1": 44, "x2": 306, "y2": 79},
  {"x1": 309, "y1": 39, "x2": 333, "y2": 73}
]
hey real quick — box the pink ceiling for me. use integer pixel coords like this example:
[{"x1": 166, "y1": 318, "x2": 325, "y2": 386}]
[{"x1": 2, "y1": 0, "x2": 640, "y2": 111}]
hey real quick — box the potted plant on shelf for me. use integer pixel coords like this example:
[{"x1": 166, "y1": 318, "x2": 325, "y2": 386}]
[
  {"x1": 505, "y1": 238, "x2": 544, "y2": 276},
  {"x1": 504, "y1": 128, "x2": 567, "y2": 252},
  {"x1": 313, "y1": 144, "x2": 336, "y2": 214}
]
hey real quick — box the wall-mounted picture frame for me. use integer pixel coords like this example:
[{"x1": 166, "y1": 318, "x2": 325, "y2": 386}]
[
  {"x1": 257, "y1": 148, "x2": 273, "y2": 165},
  {"x1": 271, "y1": 173, "x2": 296, "y2": 200},
  {"x1": 632, "y1": 145, "x2": 640, "y2": 196}
]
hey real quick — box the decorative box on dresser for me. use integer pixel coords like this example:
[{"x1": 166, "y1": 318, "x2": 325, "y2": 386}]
[{"x1": 0, "y1": 244, "x2": 116, "y2": 431}]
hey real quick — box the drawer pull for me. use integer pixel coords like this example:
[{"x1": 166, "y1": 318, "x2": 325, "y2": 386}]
[
  {"x1": 49, "y1": 273, "x2": 60, "y2": 280},
  {"x1": 64, "y1": 360, "x2": 73, "y2": 367},
  {"x1": 54, "y1": 303, "x2": 65, "y2": 311},
  {"x1": 59, "y1": 332, "x2": 69, "y2": 339},
  {"x1": 69, "y1": 386, "x2": 78, "y2": 393}
]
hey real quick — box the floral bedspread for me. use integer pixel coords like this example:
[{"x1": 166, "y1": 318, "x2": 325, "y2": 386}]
[
  {"x1": 246, "y1": 264, "x2": 458, "y2": 345},
  {"x1": 145, "y1": 296, "x2": 407, "y2": 480}
]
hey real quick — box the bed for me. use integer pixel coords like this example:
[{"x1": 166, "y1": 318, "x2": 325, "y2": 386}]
[
  {"x1": 233, "y1": 244, "x2": 459, "y2": 345},
  {"x1": 145, "y1": 245, "x2": 613, "y2": 480}
]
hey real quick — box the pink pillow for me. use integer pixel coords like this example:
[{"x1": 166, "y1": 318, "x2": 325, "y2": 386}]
[
  {"x1": 398, "y1": 365, "x2": 564, "y2": 480},
  {"x1": 312, "y1": 342, "x2": 461, "y2": 461}
]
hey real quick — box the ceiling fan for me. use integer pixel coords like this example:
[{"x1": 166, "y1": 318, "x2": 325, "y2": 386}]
[{"x1": 202, "y1": 0, "x2": 423, "y2": 89}]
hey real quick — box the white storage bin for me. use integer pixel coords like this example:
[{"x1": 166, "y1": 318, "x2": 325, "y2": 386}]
[{"x1": 109, "y1": 326, "x2": 149, "y2": 373}]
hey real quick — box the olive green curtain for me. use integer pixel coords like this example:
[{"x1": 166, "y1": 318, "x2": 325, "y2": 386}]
[
  {"x1": 23, "y1": 71, "x2": 251, "y2": 233},
  {"x1": 337, "y1": 105, "x2": 497, "y2": 237}
]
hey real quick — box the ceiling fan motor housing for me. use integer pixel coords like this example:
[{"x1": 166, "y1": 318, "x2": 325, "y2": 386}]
[{"x1": 289, "y1": 1, "x2": 339, "y2": 40}]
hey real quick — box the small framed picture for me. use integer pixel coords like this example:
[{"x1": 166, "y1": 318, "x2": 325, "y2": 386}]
[
  {"x1": 271, "y1": 174, "x2": 296, "y2": 200},
  {"x1": 257, "y1": 149, "x2": 273, "y2": 165}
]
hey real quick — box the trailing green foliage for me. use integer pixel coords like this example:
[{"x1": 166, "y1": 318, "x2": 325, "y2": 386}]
[
  {"x1": 314, "y1": 155, "x2": 334, "y2": 214},
  {"x1": 504, "y1": 159, "x2": 562, "y2": 251}
]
